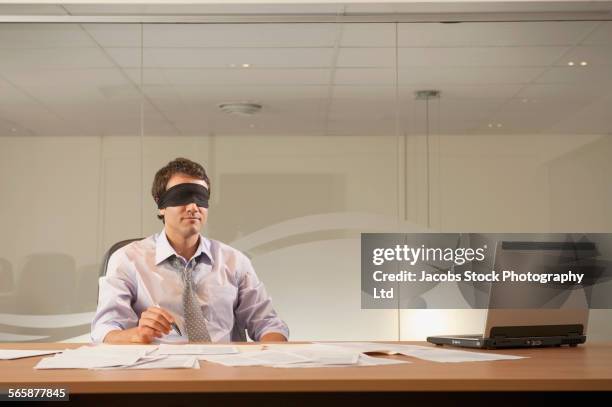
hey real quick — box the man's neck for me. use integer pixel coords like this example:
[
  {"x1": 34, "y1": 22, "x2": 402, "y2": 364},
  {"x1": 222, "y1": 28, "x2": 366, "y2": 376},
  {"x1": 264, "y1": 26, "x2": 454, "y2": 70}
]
[{"x1": 165, "y1": 229, "x2": 200, "y2": 260}]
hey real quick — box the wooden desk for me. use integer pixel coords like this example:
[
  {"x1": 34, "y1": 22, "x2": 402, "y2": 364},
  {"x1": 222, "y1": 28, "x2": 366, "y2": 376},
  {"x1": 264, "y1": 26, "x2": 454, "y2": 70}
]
[{"x1": 1, "y1": 342, "x2": 611, "y2": 404}]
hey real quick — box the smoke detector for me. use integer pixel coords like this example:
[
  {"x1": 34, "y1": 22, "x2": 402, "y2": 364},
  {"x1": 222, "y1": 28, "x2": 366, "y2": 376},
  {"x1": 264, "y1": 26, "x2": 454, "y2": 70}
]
[{"x1": 218, "y1": 102, "x2": 263, "y2": 116}]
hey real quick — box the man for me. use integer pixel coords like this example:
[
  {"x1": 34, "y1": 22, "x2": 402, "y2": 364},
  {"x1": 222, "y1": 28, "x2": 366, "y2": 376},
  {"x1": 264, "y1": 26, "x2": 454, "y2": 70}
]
[{"x1": 91, "y1": 158, "x2": 288, "y2": 343}]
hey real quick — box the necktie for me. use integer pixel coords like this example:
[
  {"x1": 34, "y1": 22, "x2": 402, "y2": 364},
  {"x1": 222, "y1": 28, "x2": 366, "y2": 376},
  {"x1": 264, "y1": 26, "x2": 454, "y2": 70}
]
[{"x1": 177, "y1": 258, "x2": 211, "y2": 342}]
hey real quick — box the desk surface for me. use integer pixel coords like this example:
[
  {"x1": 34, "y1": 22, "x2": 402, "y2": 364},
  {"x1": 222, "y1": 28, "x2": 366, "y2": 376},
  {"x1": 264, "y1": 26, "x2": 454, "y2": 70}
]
[{"x1": 1, "y1": 342, "x2": 611, "y2": 393}]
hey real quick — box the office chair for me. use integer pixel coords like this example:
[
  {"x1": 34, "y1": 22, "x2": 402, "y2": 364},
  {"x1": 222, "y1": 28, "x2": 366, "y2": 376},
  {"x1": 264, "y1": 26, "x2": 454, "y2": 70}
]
[
  {"x1": 99, "y1": 238, "x2": 143, "y2": 277},
  {"x1": 97, "y1": 238, "x2": 248, "y2": 341}
]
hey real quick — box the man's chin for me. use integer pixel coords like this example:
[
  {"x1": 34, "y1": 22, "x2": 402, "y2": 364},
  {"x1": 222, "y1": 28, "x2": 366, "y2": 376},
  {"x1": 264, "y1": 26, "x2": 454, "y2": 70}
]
[{"x1": 176, "y1": 225, "x2": 202, "y2": 238}]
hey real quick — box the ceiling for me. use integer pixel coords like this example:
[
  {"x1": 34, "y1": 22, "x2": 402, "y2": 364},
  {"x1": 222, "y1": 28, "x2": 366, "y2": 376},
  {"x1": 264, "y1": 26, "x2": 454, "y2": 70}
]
[{"x1": 0, "y1": 3, "x2": 611, "y2": 137}]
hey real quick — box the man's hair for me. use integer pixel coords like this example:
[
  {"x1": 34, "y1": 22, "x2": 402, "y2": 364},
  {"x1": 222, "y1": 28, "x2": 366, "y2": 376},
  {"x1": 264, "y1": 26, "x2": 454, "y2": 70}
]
[{"x1": 152, "y1": 157, "x2": 210, "y2": 221}]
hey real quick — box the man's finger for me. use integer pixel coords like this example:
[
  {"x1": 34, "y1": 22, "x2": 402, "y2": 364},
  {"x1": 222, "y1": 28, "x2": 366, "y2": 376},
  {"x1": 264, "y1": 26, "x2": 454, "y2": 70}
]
[
  {"x1": 140, "y1": 317, "x2": 170, "y2": 334},
  {"x1": 148, "y1": 307, "x2": 176, "y2": 324},
  {"x1": 142, "y1": 311, "x2": 172, "y2": 331}
]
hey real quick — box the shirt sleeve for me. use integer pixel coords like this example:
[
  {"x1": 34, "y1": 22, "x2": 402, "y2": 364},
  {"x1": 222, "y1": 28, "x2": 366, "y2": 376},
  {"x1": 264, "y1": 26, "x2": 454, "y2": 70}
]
[
  {"x1": 233, "y1": 254, "x2": 289, "y2": 341},
  {"x1": 90, "y1": 250, "x2": 139, "y2": 343}
]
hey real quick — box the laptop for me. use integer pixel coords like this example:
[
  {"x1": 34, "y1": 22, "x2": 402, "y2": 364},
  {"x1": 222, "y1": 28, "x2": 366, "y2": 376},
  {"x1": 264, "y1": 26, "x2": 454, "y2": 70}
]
[{"x1": 427, "y1": 240, "x2": 592, "y2": 349}]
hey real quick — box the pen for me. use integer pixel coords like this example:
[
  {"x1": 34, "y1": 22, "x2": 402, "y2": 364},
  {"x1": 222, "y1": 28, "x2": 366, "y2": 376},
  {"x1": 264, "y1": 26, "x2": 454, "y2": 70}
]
[
  {"x1": 154, "y1": 303, "x2": 182, "y2": 336},
  {"x1": 171, "y1": 322, "x2": 182, "y2": 337}
]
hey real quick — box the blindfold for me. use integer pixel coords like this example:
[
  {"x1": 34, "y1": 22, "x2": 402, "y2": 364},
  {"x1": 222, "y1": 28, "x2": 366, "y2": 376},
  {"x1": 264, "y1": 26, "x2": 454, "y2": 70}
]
[{"x1": 157, "y1": 183, "x2": 209, "y2": 209}]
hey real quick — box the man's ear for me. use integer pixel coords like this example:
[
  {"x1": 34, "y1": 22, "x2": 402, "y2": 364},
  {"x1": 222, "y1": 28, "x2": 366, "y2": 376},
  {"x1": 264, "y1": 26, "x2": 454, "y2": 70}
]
[{"x1": 159, "y1": 208, "x2": 165, "y2": 217}]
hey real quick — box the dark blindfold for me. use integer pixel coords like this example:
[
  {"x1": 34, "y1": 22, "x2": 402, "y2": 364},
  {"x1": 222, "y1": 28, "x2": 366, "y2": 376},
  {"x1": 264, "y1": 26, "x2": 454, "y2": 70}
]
[{"x1": 157, "y1": 183, "x2": 209, "y2": 209}]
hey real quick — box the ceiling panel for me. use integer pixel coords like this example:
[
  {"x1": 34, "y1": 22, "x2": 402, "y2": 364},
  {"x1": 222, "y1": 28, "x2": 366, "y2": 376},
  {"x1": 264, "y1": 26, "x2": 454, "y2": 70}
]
[
  {"x1": 582, "y1": 21, "x2": 612, "y2": 45},
  {"x1": 399, "y1": 66, "x2": 546, "y2": 85},
  {"x1": 334, "y1": 68, "x2": 395, "y2": 85},
  {"x1": 81, "y1": 24, "x2": 142, "y2": 48},
  {"x1": 141, "y1": 68, "x2": 331, "y2": 86},
  {"x1": 334, "y1": 66, "x2": 545, "y2": 85},
  {"x1": 398, "y1": 21, "x2": 599, "y2": 47},
  {"x1": 0, "y1": 48, "x2": 115, "y2": 71},
  {"x1": 339, "y1": 23, "x2": 395, "y2": 47},
  {"x1": 142, "y1": 24, "x2": 339, "y2": 47},
  {"x1": 398, "y1": 46, "x2": 569, "y2": 67},
  {"x1": 0, "y1": 24, "x2": 97, "y2": 48},
  {"x1": 516, "y1": 83, "x2": 610, "y2": 101},
  {"x1": 535, "y1": 65, "x2": 612, "y2": 85},
  {"x1": 2, "y1": 68, "x2": 133, "y2": 88},
  {"x1": 106, "y1": 47, "x2": 335, "y2": 68},
  {"x1": 337, "y1": 48, "x2": 395, "y2": 67},
  {"x1": 554, "y1": 45, "x2": 612, "y2": 66}
]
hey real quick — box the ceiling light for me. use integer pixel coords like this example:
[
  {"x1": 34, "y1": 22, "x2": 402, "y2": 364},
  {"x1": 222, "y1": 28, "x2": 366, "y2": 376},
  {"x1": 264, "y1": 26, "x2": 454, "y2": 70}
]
[
  {"x1": 241, "y1": 63, "x2": 251, "y2": 68},
  {"x1": 567, "y1": 61, "x2": 575, "y2": 66},
  {"x1": 11, "y1": 127, "x2": 17, "y2": 132},
  {"x1": 580, "y1": 61, "x2": 588, "y2": 66},
  {"x1": 249, "y1": 123, "x2": 256, "y2": 128},
  {"x1": 496, "y1": 123, "x2": 502, "y2": 128},
  {"x1": 218, "y1": 102, "x2": 263, "y2": 116},
  {"x1": 488, "y1": 123, "x2": 493, "y2": 128},
  {"x1": 229, "y1": 64, "x2": 237, "y2": 68}
]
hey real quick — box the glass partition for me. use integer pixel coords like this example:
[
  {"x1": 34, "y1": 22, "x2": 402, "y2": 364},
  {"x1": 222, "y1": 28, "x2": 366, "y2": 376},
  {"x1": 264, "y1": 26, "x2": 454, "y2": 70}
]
[{"x1": 0, "y1": 19, "x2": 611, "y2": 343}]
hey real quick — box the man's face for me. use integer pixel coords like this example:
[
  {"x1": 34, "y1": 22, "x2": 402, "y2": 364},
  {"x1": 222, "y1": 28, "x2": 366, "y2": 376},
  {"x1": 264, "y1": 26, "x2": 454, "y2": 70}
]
[{"x1": 158, "y1": 173, "x2": 208, "y2": 238}]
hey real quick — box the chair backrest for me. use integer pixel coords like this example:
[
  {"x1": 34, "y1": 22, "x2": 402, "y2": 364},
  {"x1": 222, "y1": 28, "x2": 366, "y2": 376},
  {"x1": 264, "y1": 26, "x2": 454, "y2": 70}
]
[{"x1": 99, "y1": 238, "x2": 143, "y2": 277}]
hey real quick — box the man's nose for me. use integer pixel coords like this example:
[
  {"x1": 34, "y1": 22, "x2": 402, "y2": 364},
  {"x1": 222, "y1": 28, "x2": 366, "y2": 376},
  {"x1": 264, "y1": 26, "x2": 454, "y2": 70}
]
[{"x1": 186, "y1": 202, "x2": 198, "y2": 212}]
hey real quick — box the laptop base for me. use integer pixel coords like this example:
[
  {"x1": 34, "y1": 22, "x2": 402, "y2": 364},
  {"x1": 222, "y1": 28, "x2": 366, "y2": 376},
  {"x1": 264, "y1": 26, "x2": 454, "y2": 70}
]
[{"x1": 426, "y1": 334, "x2": 586, "y2": 349}]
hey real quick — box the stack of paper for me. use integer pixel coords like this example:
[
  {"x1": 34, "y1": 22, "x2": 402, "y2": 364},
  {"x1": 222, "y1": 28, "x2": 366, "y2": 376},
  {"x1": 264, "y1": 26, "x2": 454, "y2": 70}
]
[
  {"x1": 30, "y1": 342, "x2": 525, "y2": 370},
  {"x1": 33, "y1": 344, "x2": 242, "y2": 370}
]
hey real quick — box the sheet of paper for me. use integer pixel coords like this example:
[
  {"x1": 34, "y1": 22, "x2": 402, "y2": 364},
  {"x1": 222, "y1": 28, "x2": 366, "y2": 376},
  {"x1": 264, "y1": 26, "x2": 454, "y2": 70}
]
[
  {"x1": 273, "y1": 354, "x2": 410, "y2": 368},
  {"x1": 357, "y1": 354, "x2": 412, "y2": 366},
  {"x1": 199, "y1": 350, "x2": 313, "y2": 367},
  {"x1": 125, "y1": 356, "x2": 200, "y2": 370},
  {"x1": 321, "y1": 342, "x2": 526, "y2": 363},
  {"x1": 264, "y1": 344, "x2": 360, "y2": 365},
  {"x1": 0, "y1": 349, "x2": 62, "y2": 360},
  {"x1": 94, "y1": 344, "x2": 159, "y2": 354},
  {"x1": 34, "y1": 347, "x2": 149, "y2": 369},
  {"x1": 94, "y1": 354, "x2": 201, "y2": 370},
  {"x1": 35, "y1": 353, "x2": 144, "y2": 369},
  {"x1": 156, "y1": 344, "x2": 238, "y2": 355},
  {"x1": 395, "y1": 347, "x2": 526, "y2": 363},
  {"x1": 318, "y1": 342, "x2": 399, "y2": 355}
]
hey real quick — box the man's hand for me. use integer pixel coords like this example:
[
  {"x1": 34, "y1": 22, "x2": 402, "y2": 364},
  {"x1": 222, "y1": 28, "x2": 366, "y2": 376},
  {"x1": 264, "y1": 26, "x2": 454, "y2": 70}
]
[
  {"x1": 260, "y1": 332, "x2": 288, "y2": 342},
  {"x1": 103, "y1": 307, "x2": 176, "y2": 344}
]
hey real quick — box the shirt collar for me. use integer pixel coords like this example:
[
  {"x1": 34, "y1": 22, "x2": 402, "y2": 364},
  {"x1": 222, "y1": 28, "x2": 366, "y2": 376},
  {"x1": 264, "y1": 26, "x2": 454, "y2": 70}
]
[{"x1": 155, "y1": 229, "x2": 211, "y2": 265}]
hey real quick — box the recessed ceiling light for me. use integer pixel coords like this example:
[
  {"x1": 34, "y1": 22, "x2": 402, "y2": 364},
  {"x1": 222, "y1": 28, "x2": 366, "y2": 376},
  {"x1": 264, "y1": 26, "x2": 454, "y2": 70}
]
[
  {"x1": 580, "y1": 61, "x2": 588, "y2": 66},
  {"x1": 242, "y1": 63, "x2": 250, "y2": 68},
  {"x1": 11, "y1": 127, "x2": 17, "y2": 132},
  {"x1": 567, "y1": 61, "x2": 575, "y2": 66},
  {"x1": 218, "y1": 102, "x2": 263, "y2": 116},
  {"x1": 229, "y1": 64, "x2": 237, "y2": 68},
  {"x1": 496, "y1": 123, "x2": 502, "y2": 128},
  {"x1": 488, "y1": 123, "x2": 493, "y2": 128},
  {"x1": 249, "y1": 123, "x2": 256, "y2": 128},
  {"x1": 522, "y1": 98, "x2": 529, "y2": 103}
]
